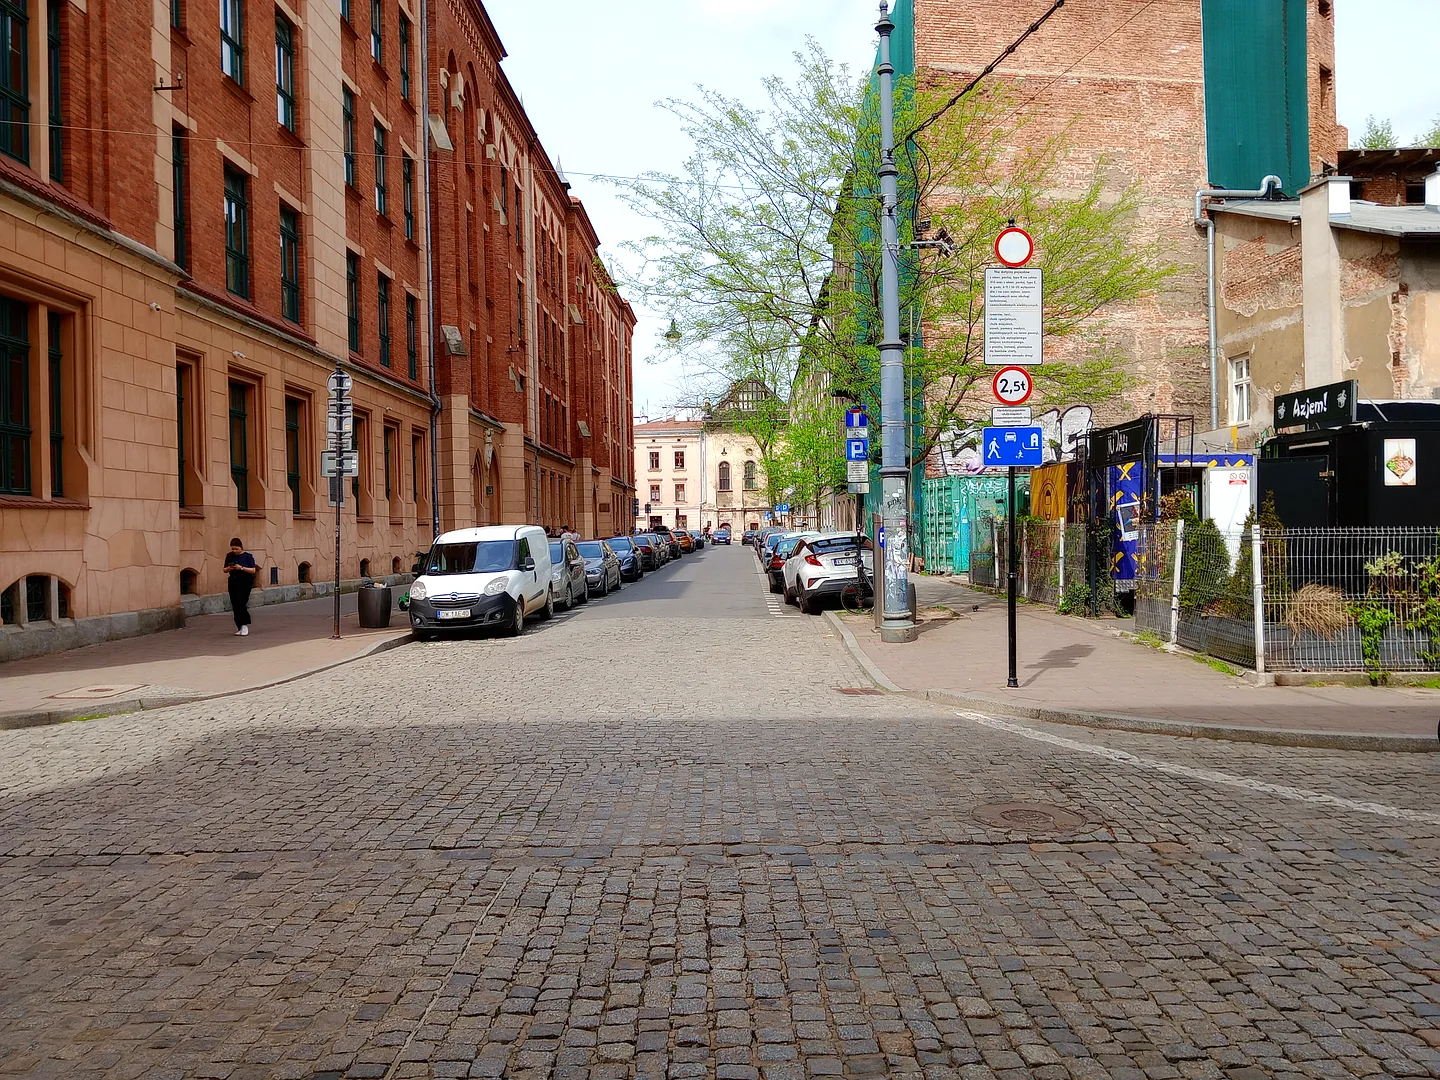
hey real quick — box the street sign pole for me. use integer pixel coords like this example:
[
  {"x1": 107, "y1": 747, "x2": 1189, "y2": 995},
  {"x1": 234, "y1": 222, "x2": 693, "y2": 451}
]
[{"x1": 1007, "y1": 465, "x2": 1018, "y2": 688}]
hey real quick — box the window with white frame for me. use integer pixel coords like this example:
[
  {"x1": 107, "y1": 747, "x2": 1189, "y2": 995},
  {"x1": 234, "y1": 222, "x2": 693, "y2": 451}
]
[{"x1": 1229, "y1": 355, "x2": 1252, "y2": 425}]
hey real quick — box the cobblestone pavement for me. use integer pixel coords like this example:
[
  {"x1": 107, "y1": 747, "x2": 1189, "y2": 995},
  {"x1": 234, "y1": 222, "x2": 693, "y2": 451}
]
[{"x1": 2, "y1": 550, "x2": 1440, "y2": 1080}]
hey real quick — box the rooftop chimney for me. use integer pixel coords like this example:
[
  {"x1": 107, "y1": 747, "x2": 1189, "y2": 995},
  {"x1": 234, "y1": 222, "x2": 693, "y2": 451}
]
[{"x1": 1327, "y1": 175, "x2": 1352, "y2": 216}]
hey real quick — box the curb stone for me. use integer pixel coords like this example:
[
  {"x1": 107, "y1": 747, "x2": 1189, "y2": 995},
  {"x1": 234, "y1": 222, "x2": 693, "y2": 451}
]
[
  {"x1": 822, "y1": 611, "x2": 1439, "y2": 753},
  {"x1": 0, "y1": 633, "x2": 413, "y2": 731}
]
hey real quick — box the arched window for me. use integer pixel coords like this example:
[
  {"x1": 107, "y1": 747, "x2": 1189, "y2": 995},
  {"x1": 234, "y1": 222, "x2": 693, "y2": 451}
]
[
  {"x1": 743, "y1": 461, "x2": 757, "y2": 490},
  {"x1": 717, "y1": 460, "x2": 731, "y2": 491},
  {"x1": 180, "y1": 568, "x2": 198, "y2": 596},
  {"x1": 392, "y1": 556, "x2": 402, "y2": 574},
  {"x1": 298, "y1": 562, "x2": 311, "y2": 584},
  {"x1": 359, "y1": 558, "x2": 371, "y2": 579}
]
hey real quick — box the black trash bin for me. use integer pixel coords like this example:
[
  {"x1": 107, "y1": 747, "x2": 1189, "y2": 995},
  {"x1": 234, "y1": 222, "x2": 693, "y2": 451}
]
[{"x1": 357, "y1": 583, "x2": 392, "y2": 628}]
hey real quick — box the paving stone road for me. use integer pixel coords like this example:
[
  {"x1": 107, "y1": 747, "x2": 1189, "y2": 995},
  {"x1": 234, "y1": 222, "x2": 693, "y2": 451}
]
[{"x1": 2, "y1": 547, "x2": 1439, "y2": 1080}]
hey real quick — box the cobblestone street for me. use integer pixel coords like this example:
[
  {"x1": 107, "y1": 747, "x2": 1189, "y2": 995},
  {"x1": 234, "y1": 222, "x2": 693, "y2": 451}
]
[{"x1": 3, "y1": 549, "x2": 1439, "y2": 1080}]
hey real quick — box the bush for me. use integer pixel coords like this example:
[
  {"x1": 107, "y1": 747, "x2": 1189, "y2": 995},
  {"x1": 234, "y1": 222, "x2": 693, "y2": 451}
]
[
  {"x1": 1286, "y1": 583, "x2": 1349, "y2": 638},
  {"x1": 1180, "y1": 518, "x2": 1230, "y2": 615},
  {"x1": 1057, "y1": 580, "x2": 1091, "y2": 616}
]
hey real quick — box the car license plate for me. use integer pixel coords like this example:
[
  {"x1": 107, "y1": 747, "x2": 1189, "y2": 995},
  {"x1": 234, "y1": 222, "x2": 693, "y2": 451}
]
[
  {"x1": 833, "y1": 556, "x2": 857, "y2": 566},
  {"x1": 437, "y1": 608, "x2": 471, "y2": 620}
]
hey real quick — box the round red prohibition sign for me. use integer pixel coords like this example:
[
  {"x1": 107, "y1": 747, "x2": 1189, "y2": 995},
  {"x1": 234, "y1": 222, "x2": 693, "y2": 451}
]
[
  {"x1": 992, "y1": 366, "x2": 1034, "y2": 406},
  {"x1": 994, "y1": 226, "x2": 1035, "y2": 268}
]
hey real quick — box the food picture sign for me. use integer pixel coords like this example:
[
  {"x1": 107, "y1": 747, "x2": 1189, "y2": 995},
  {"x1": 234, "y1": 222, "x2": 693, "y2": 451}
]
[{"x1": 1384, "y1": 439, "x2": 1417, "y2": 487}]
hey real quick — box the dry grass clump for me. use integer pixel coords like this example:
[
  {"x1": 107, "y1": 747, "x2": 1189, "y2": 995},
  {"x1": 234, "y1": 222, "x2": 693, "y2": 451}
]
[{"x1": 1287, "y1": 583, "x2": 1349, "y2": 638}]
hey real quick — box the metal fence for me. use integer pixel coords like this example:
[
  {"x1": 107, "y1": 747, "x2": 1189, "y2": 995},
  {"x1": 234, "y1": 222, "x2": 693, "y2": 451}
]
[
  {"x1": 1131, "y1": 523, "x2": 1440, "y2": 675},
  {"x1": 970, "y1": 516, "x2": 999, "y2": 588},
  {"x1": 969, "y1": 518, "x2": 1089, "y2": 607}
]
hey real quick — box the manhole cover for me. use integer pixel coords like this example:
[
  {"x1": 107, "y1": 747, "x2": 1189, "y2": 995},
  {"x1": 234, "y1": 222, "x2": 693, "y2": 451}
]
[
  {"x1": 836, "y1": 687, "x2": 883, "y2": 696},
  {"x1": 973, "y1": 801, "x2": 1087, "y2": 835},
  {"x1": 51, "y1": 684, "x2": 147, "y2": 700}
]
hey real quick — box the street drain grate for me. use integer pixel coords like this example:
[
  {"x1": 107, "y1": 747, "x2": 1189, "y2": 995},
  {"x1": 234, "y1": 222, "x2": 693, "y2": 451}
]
[
  {"x1": 836, "y1": 687, "x2": 883, "y2": 696},
  {"x1": 973, "y1": 801, "x2": 1087, "y2": 835}
]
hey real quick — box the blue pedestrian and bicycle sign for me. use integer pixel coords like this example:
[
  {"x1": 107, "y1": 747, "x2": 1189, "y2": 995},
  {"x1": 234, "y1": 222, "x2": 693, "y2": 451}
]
[{"x1": 983, "y1": 426, "x2": 1044, "y2": 467}]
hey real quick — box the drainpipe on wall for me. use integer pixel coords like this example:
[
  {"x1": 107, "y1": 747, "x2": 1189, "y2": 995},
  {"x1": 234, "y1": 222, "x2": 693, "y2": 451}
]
[
  {"x1": 419, "y1": 0, "x2": 442, "y2": 541},
  {"x1": 1194, "y1": 175, "x2": 1284, "y2": 430}
]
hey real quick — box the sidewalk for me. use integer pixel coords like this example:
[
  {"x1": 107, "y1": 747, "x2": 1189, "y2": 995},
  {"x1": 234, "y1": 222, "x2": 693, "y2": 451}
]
[
  {"x1": 0, "y1": 594, "x2": 411, "y2": 729},
  {"x1": 834, "y1": 576, "x2": 1440, "y2": 751}
]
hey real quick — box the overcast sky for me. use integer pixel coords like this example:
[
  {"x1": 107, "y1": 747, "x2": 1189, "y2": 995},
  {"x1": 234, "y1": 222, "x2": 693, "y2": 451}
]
[{"x1": 486, "y1": 1, "x2": 1440, "y2": 417}]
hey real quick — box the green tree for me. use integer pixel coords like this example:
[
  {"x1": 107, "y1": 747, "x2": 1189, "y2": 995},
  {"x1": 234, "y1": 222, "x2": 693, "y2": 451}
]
[
  {"x1": 615, "y1": 42, "x2": 1169, "y2": 467},
  {"x1": 1417, "y1": 113, "x2": 1440, "y2": 148},
  {"x1": 1355, "y1": 115, "x2": 1398, "y2": 149}
]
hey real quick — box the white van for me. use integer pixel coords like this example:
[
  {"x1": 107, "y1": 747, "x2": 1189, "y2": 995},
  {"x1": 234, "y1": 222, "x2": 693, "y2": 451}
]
[{"x1": 407, "y1": 525, "x2": 553, "y2": 638}]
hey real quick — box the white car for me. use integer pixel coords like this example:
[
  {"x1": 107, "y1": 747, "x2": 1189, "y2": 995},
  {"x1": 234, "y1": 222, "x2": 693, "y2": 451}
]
[
  {"x1": 782, "y1": 532, "x2": 875, "y2": 615},
  {"x1": 407, "y1": 524, "x2": 554, "y2": 638}
]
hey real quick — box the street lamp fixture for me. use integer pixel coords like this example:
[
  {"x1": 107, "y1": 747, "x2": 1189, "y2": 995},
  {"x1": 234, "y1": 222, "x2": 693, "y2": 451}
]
[{"x1": 664, "y1": 319, "x2": 682, "y2": 344}]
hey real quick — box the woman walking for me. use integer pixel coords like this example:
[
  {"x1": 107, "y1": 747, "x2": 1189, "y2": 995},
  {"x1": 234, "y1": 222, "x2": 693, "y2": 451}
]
[{"x1": 223, "y1": 537, "x2": 258, "y2": 636}]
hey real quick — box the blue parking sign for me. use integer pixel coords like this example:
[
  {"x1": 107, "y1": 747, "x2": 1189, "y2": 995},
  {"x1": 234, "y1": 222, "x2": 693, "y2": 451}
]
[{"x1": 846, "y1": 438, "x2": 869, "y2": 462}]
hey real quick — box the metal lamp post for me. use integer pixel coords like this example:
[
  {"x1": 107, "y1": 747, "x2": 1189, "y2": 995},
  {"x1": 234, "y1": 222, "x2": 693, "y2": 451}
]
[{"x1": 875, "y1": 2, "x2": 916, "y2": 643}]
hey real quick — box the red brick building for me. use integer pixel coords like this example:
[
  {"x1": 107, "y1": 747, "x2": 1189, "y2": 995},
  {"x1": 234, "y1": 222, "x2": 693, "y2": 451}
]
[{"x1": 0, "y1": 0, "x2": 633, "y2": 659}]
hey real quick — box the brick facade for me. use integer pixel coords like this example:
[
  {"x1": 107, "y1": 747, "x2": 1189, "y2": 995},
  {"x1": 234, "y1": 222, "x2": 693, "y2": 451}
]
[
  {"x1": 913, "y1": 0, "x2": 1343, "y2": 427},
  {"x1": 0, "y1": 0, "x2": 632, "y2": 656}
]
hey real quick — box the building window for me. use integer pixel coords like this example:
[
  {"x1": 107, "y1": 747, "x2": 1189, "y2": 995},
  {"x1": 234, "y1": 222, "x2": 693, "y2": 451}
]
[
  {"x1": 411, "y1": 430, "x2": 423, "y2": 504},
  {"x1": 0, "y1": 0, "x2": 30, "y2": 164},
  {"x1": 176, "y1": 360, "x2": 196, "y2": 508},
  {"x1": 351, "y1": 412, "x2": 371, "y2": 517},
  {"x1": 346, "y1": 251, "x2": 359, "y2": 352},
  {"x1": 368, "y1": 0, "x2": 380, "y2": 63},
  {"x1": 648, "y1": 450, "x2": 659, "y2": 470},
  {"x1": 743, "y1": 460, "x2": 757, "y2": 490},
  {"x1": 514, "y1": 185, "x2": 522, "y2": 247},
  {"x1": 648, "y1": 483, "x2": 660, "y2": 503},
  {"x1": 402, "y1": 154, "x2": 414, "y2": 239},
  {"x1": 171, "y1": 0, "x2": 183, "y2": 28},
  {"x1": 278, "y1": 204, "x2": 301, "y2": 323},
  {"x1": 228, "y1": 380, "x2": 250, "y2": 511},
  {"x1": 405, "y1": 293, "x2": 417, "y2": 379},
  {"x1": 676, "y1": 514, "x2": 688, "y2": 529},
  {"x1": 398, "y1": 14, "x2": 410, "y2": 99},
  {"x1": 47, "y1": 312, "x2": 61, "y2": 496},
  {"x1": 284, "y1": 395, "x2": 302, "y2": 513},
  {"x1": 46, "y1": 0, "x2": 61, "y2": 181},
  {"x1": 341, "y1": 86, "x2": 355, "y2": 187},
  {"x1": 1229, "y1": 355, "x2": 1252, "y2": 425},
  {"x1": 274, "y1": 13, "x2": 295, "y2": 132},
  {"x1": 377, "y1": 273, "x2": 391, "y2": 367},
  {"x1": 339, "y1": 0, "x2": 348, "y2": 24},
  {"x1": 223, "y1": 165, "x2": 250, "y2": 298},
  {"x1": 220, "y1": 0, "x2": 244, "y2": 84},
  {"x1": 718, "y1": 460, "x2": 731, "y2": 491},
  {"x1": 674, "y1": 482, "x2": 686, "y2": 503},
  {"x1": 383, "y1": 424, "x2": 395, "y2": 502},
  {"x1": 373, "y1": 120, "x2": 386, "y2": 214},
  {"x1": 172, "y1": 127, "x2": 188, "y2": 269},
  {"x1": 1406, "y1": 184, "x2": 1426, "y2": 205},
  {"x1": 516, "y1": 279, "x2": 524, "y2": 340},
  {"x1": 673, "y1": 450, "x2": 685, "y2": 470},
  {"x1": 25, "y1": 574, "x2": 47, "y2": 621},
  {"x1": 0, "y1": 297, "x2": 30, "y2": 495}
]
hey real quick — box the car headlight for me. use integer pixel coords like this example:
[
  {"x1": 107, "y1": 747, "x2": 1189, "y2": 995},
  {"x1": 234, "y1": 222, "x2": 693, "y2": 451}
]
[
  {"x1": 551, "y1": 568, "x2": 563, "y2": 581},
  {"x1": 484, "y1": 578, "x2": 508, "y2": 596},
  {"x1": 409, "y1": 580, "x2": 428, "y2": 601}
]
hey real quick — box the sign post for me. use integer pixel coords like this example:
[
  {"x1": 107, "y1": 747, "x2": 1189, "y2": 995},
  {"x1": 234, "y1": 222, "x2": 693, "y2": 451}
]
[
  {"x1": 845, "y1": 407, "x2": 870, "y2": 520},
  {"x1": 982, "y1": 427, "x2": 1044, "y2": 689},
  {"x1": 326, "y1": 365, "x2": 356, "y2": 639}
]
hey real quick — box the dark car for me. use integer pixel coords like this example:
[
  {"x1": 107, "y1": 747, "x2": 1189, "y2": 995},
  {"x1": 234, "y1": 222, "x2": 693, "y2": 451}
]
[
  {"x1": 740, "y1": 529, "x2": 757, "y2": 546},
  {"x1": 758, "y1": 528, "x2": 788, "y2": 565},
  {"x1": 653, "y1": 525, "x2": 682, "y2": 559},
  {"x1": 606, "y1": 536, "x2": 644, "y2": 581},
  {"x1": 766, "y1": 533, "x2": 807, "y2": 593},
  {"x1": 712, "y1": 527, "x2": 732, "y2": 545},
  {"x1": 548, "y1": 538, "x2": 589, "y2": 610},
  {"x1": 642, "y1": 532, "x2": 670, "y2": 565},
  {"x1": 578, "y1": 539, "x2": 623, "y2": 596},
  {"x1": 632, "y1": 534, "x2": 662, "y2": 570},
  {"x1": 688, "y1": 530, "x2": 705, "y2": 549}
]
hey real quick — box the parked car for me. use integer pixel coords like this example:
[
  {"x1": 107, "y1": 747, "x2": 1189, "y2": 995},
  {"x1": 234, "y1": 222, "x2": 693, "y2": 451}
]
[
  {"x1": 758, "y1": 528, "x2": 790, "y2": 565},
  {"x1": 606, "y1": 536, "x2": 644, "y2": 581},
  {"x1": 408, "y1": 524, "x2": 552, "y2": 639},
  {"x1": 548, "y1": 537, "x2": 589, "y2": 610},
  {"x1": 741, "y1": 529, "x2": 757, "y2": 546},
  {"x1": 688, "y1": 530, "x2": 706, "y2": 550},
  {"x1": 578, "y1": 539, "x2": 623, "y2": 596},
  {"x1": 766, "y1": 532, "x2": 816, "y2": 593},
  {"x1": 783, "y1": 532, "x2": 875, "y2": 614},
  {"x1": 653, "y1": 527, "x2": 682, "y2": 559},
  {"x1": 674, "y1": 531, "x2": 695, "y2": 554},
  {"x1": 632, "y1": 534, "x2": 662, "y2": 570},
  {"x1": 713, "y1": 527, "x2": 732, "y2": 545},
  {"x1": 644, "y1": 532, "x2": 672, "y2": 564}
]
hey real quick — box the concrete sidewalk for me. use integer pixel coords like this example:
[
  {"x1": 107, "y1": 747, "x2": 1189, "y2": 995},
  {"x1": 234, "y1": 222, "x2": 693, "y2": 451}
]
[
  {"x1": 834, "y1": 576, "x2": 1440, "y2": 751},
  {"x1": 0, "y1": 593, "x2": 411, "y2": 728}
]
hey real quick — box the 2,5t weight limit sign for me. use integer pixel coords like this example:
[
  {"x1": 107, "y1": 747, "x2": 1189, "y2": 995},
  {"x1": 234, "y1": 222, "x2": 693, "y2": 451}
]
[{"x1": 992, "y1": 366, "x2": 1034, "y2": 407}]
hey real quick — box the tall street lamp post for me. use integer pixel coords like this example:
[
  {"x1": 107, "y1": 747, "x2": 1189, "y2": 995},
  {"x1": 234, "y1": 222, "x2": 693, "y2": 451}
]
[{"x1": 875, "y1": 2, "x2": 916, "y2": 643}]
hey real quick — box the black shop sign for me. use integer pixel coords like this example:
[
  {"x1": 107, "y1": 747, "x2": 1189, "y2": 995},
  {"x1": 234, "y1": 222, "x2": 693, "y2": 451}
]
[{"x1": 1274, "y1": 380, "x2": 1357, "y2": 430}]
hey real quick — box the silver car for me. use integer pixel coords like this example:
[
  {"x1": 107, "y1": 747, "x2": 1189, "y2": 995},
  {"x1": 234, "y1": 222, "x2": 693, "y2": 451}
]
[{"x1": 548, "y1": 538, "x2": 589, "y2": 610}]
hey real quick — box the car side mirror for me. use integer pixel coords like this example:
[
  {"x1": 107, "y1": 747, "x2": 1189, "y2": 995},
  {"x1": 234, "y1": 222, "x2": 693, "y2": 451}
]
[
  {"x1": 411, "y1": 561, "x2": 421, "y2": 574},
  {"x1": 520, "y1": 557, "x2": 535, "y2": 571}
]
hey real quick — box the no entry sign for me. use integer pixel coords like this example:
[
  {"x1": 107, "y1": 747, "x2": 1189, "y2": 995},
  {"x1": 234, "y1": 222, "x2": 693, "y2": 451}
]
[{"x1": 992, "y1": 366, "x2": 1034, "y2": 406}]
